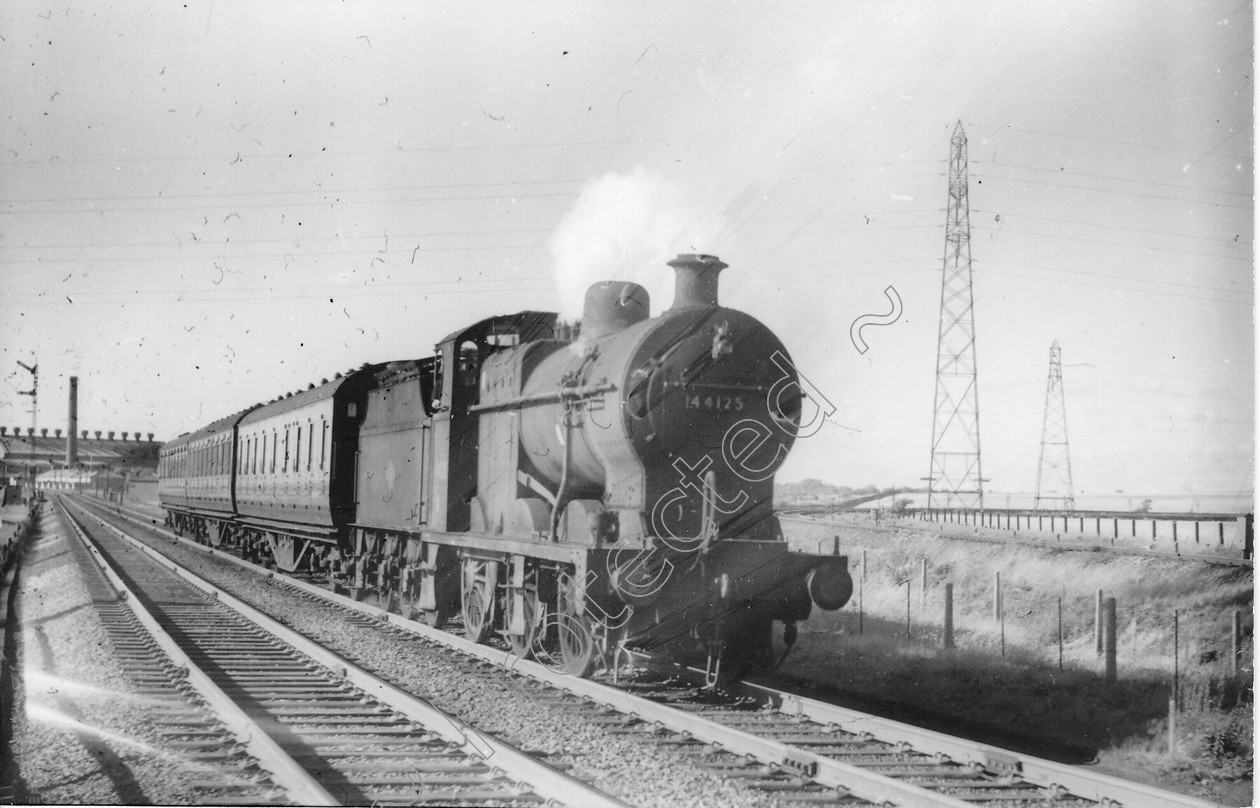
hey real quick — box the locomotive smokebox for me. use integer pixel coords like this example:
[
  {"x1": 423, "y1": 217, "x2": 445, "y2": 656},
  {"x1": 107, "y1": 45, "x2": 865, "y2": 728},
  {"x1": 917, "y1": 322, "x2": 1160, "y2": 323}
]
[
  {"x1": 667, "y1": 253, "x2": 727, "y2": 310},
  {"x1": 580, "y1": 281, "x2": 650, "y2": 339}
]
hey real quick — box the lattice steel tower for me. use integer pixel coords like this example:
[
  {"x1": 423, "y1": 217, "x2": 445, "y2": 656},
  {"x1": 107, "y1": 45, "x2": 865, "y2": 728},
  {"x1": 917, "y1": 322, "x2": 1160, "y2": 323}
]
[
  {"x1": 1034, "y1": 341, "x2": 1075, "y2": 511},
  {"x1": 927, "y1": 121, "x2": 984, "y2": 510}
]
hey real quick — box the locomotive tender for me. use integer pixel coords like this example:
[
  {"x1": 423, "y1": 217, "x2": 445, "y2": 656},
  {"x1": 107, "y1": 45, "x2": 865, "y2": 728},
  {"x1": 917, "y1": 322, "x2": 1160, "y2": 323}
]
[{"x1": 159, "y1": 255, "x2": 853, "y2": 677}]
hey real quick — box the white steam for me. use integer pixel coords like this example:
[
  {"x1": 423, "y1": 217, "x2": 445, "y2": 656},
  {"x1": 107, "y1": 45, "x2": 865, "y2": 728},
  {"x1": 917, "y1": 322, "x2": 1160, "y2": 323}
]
[{"x1": 550, "y1": 169, "x2": 700, "y2": 321}]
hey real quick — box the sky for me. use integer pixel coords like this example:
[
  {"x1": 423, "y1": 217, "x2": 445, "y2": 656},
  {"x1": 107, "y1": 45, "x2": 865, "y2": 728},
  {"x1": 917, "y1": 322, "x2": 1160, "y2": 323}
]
[{"x1": 1, "y1": 1, "x2": 1253, "y2": 507}]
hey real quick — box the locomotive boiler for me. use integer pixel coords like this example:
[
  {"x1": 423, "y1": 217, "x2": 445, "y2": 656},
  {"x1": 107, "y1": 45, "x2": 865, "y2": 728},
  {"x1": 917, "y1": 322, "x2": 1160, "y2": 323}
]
[{"x1": 159, "y1": 254, "x2": 853, "y2": 678}]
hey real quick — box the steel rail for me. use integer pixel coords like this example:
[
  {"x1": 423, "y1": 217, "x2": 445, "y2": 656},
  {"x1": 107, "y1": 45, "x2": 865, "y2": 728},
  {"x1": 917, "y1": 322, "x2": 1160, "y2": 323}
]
[
  {"x1": 732, "y1": 680, "x2": 1223, "y2": 808},
  {"x1": 54, "y1": 498, "x2": 337, "y2": 806},
  {"x1": 86, "y1": 497, "x2": 1230, "y2": 808},
  {"x1": 66, "y1": 496, "x2": 631, "y2": 808},
  {"x1": 82, "y1": 501, "x2": 973, "y2": 807}
]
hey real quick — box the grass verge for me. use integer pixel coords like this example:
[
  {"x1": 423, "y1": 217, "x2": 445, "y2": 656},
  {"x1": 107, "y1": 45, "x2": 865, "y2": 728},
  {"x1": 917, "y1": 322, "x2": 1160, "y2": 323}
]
[{"x1": 779, "y1": 517, "x2": 1253, "y2": 807}]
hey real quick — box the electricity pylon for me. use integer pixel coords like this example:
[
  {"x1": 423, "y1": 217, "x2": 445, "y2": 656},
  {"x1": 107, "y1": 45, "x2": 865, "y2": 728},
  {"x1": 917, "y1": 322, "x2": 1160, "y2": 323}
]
[
  {"x1": 1035, "y1": 341, "x2": 1075, "y2": 511},
  {"x1": 927, "y1": 122, "x2": 984, "y2": 510}
]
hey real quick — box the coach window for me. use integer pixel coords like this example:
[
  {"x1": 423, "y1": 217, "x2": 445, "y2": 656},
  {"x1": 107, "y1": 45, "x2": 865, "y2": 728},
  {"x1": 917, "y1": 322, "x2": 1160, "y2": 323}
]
[
  {"x1": 284, "y1": 426, "x2": 290, "y2": 472},
  {"x1": 271, "y1": 431, "x2": 277, "y2": 473},
  {"x1": 320, "y1": 418, "x2": 328, "y2": 470},
  {"x1": 295, "y1": 425, "x2": 302, "y2": 473},
  {"x1": 307, "y1": 420, "x2": 313, "y2": 470}
]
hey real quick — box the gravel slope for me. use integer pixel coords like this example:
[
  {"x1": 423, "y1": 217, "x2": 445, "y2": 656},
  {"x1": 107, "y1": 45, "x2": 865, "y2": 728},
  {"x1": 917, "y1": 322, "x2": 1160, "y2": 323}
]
[{"x1": 10, "y1": 505, "x2": 195, "y2": 804}]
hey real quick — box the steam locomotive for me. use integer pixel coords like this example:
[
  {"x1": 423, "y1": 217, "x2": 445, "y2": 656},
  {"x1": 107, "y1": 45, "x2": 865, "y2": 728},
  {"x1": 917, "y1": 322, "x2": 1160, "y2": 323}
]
[{"x1": 158, "y1": 255, "x2": 852, "y2": 678}]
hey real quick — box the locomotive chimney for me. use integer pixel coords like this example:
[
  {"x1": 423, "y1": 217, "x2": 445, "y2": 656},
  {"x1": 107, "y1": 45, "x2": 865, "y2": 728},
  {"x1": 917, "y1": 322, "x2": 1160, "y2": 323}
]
[
  {"x1": 667, "y1": 254, "x2": 727, "y2": 310},
  {"x1": 579, "y1": 281, "x2": 650, "y2": 340},
  {"x1": 67, "y1": 375, "x2": 78, "y2": 466}
]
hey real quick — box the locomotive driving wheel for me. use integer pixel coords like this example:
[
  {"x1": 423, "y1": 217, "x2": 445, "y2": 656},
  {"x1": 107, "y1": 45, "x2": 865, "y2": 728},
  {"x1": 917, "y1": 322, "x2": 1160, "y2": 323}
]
[
  {"x1": 460, "y1": 557, "x2": 497, "y2": 644},
  {"x1": 506, "y1": 569, "x2": 541, "y2": 659},
  {"x1": 555, "y1": 572, "x2": 597, "y2": 677}
]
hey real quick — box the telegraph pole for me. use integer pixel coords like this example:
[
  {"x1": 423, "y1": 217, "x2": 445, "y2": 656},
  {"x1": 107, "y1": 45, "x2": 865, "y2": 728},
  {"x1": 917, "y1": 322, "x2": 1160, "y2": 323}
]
[
  {"x1": 1035, "y1": 341, "x2": 1076, "y2": 511},
  {"x1": 927, "y1": 122, "x2": 985, "y2": 511}
]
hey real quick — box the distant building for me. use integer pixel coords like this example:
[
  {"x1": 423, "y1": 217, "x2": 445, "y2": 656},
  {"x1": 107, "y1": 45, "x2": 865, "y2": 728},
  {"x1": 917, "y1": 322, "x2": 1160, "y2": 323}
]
[{"x1": 0, "y1": 427, "x2": 160, "y2": 487}]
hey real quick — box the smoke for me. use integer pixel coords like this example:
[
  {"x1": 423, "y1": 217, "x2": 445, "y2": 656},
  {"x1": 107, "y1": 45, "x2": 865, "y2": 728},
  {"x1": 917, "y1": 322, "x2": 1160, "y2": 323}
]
[{"x1": 550, "y1": 168, "x2": 704, "y2": 321}]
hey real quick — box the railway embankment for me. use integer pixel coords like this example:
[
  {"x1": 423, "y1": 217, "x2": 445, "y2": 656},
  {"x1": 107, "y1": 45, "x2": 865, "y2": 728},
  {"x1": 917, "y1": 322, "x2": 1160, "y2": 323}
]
[{"x1": 781, "y1": 518, "x2": 1253, "y2": 807}]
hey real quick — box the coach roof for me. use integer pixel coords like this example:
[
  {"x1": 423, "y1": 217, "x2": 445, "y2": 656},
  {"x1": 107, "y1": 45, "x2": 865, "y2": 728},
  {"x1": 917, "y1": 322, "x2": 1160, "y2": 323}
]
[
  {"x1": 238, "y1": 363, "x2": 387, "y2": 426},
  {"x1": 162, "y1": 405, "x2": 260, "y2": 454}
]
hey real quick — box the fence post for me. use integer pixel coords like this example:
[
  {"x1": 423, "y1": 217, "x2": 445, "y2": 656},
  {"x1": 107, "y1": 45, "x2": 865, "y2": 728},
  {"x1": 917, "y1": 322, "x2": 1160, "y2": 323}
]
[
  {"x1": 1095, "y1": 589, "x2": 1104, "y2": 656},
  {"x1": 858, "y1": 548, "x2": 866, "y2": 635},
  {"x1": 1104, "y1": 597, "x2": 1117, "y2": 683},
  {"x1": 993, "y1": 571, "x2": 1002, "y2": 620},
  {"x1": 1173, "y1": 610, "x2": 1179, "y2": 708},
  {"x1": 833, "y1": 535, "x2": 840, "y2": 555},
  {"x1": 1057, "y1": 595, "x2": 1063, "y2": 670},
  {"x1": 1168, "y1": 695, "x2": 1177, "y2": 757},
  {"x1": 1234, "y1": 609, "x2": 1243, "y2": 674},
  {"x1": 920, "y1": 558, "x2": 928, "y2": 605},
  {"x1": 905, "y1": 580, "x2": 911, "y2": 638},
  {"x1": 944, "y1": 583, "x2": 954, "y2": 649}
]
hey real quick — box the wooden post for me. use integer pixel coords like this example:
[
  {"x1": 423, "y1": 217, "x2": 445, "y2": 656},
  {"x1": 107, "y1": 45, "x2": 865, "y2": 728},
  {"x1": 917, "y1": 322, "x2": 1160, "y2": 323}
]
[
  {"x1": 920, "y1": 557, "x2": 928, "y2": 605},
  {"x1": 833, "y1": 535, "x2": 840, "y2": 555},
  {"x1": 944, "y1": 583, "x2": 954, "y2": 649},
  {"x1": 993, "y1": 571, "x2": 1002, "y2": 621},
  {"x1": 1095, "y1": 589, "x2": 1104, "y2": 655},
  {"x1": 1104, "y1": 597, "x2": 1117, "y2": 683},
  {"x1": 858, "y1": 549, "x2": 865, "y2": 635},
  {"x1": 1233, "y1": 610, "x2": 1243, "y2": 674},
  {"x1": 905, "y1": 580, "x2": 911, "y2": 638},
  {"x1": 1057, "y1": 595, "x2": 1063, "y2": 670},
  {"x1": 1173, "y1": 610, "x2": 1179, "y2": 709},
  {"x1": 1168, "y1": 696, "x2": 1177, "y2": 756}
]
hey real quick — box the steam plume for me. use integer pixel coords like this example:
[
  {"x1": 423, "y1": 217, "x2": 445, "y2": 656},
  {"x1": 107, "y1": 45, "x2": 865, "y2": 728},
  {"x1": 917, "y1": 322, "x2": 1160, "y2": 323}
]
[{"x1": 549, "y1": 169, "x2": 692, "y2": 321}]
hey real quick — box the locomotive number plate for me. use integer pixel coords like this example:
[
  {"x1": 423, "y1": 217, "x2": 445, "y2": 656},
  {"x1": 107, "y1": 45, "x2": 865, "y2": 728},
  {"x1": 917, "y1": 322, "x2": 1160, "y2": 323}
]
[{"x1": 685, "y1": 394, "x2": 744, "y2": 412}]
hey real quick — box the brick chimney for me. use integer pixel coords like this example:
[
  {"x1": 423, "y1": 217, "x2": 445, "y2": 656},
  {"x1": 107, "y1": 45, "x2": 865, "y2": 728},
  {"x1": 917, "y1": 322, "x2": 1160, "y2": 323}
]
[{"x1": 67, "y1": 375, "x2": 78, "y2": 466}]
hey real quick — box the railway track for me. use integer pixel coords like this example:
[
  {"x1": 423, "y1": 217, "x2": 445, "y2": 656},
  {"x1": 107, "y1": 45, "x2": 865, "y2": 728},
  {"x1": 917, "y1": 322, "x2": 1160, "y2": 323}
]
[
  {"x1": 54, "y1": 496, "x2": 626, "y2": 807},
  {"x1": 74, "y1": 495, "x2": 1226, "y2": 808}
]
